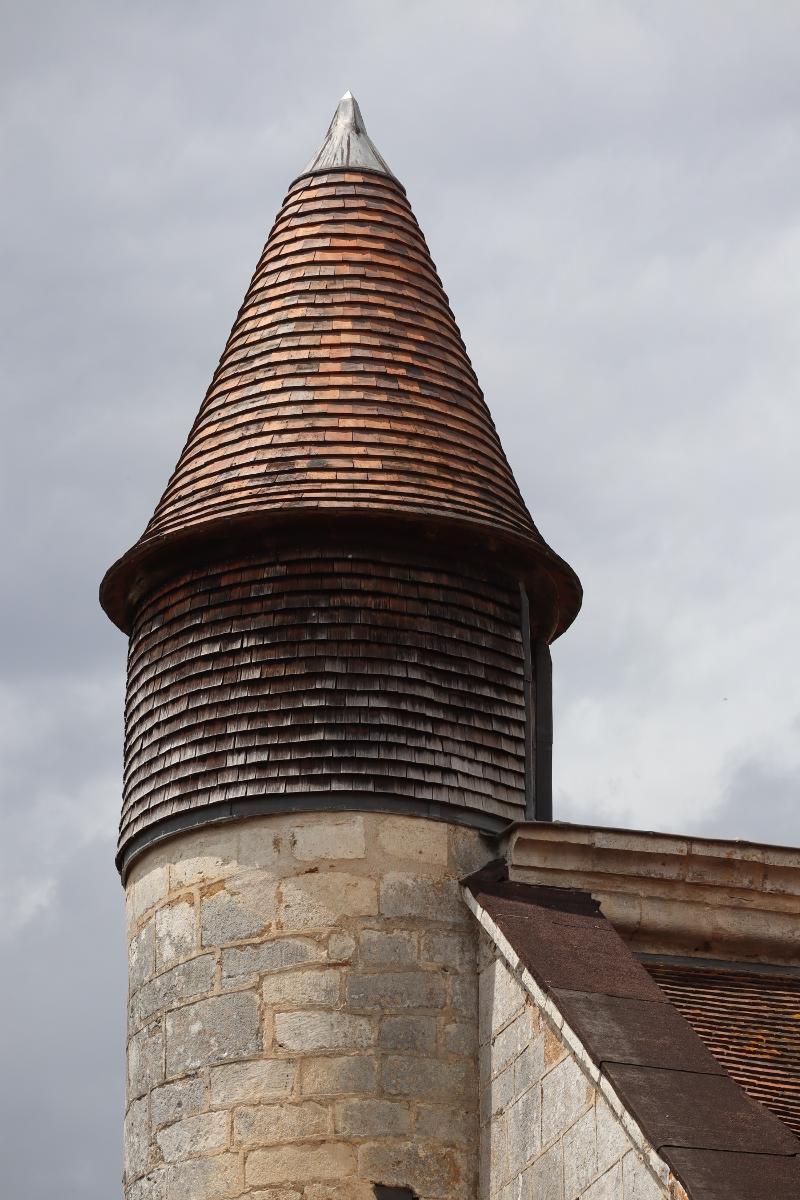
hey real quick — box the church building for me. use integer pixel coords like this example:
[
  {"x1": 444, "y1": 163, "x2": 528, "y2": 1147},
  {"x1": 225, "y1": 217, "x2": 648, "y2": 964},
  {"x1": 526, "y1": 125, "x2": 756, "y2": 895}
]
[{"x1": 101, "y1": 93, "x2": 800, "y2": 1200}]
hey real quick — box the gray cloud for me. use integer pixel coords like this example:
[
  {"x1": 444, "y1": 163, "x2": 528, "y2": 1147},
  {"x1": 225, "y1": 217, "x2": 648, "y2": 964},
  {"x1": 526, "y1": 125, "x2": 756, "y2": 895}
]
[{"x1": 2, "y1": 2, "x2": 800, "y2": 1194}]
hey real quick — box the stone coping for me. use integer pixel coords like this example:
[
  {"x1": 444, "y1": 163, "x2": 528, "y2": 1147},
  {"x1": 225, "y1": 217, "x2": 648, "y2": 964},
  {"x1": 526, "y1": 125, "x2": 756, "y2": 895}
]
[{"x1": 503, "y1": 821, "x2": 800, "y2": 964}]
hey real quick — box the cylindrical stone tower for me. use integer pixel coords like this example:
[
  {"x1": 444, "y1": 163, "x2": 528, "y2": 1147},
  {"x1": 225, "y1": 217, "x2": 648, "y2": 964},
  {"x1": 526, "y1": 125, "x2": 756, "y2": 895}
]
[{"x1": 102, "y1": 93, "x2": 580, "y2": 1200}]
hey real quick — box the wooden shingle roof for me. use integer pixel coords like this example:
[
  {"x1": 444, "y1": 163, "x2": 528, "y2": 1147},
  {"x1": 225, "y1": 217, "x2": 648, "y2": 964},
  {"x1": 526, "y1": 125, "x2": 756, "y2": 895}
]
[{"x1": 100, "y1": 94, "x2": 580, "y2": 635}]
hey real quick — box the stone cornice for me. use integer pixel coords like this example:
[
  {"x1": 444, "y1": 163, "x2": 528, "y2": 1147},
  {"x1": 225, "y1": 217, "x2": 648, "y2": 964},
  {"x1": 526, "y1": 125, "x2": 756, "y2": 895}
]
[{"x1": 503, "y1": 822, "x2": 800, "y2": 964}]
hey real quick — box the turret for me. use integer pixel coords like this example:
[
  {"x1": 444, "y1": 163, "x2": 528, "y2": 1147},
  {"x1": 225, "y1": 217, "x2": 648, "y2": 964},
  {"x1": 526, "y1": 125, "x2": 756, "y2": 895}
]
[{"x1": 104, "y1": 93, "x2": 580, "y2": 1200}]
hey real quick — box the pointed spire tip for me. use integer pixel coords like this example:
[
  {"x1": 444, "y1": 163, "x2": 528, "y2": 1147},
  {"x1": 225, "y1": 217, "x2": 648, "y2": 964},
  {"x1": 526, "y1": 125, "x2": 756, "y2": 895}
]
[{"x1": 301, "y1": 91, "x2": 395, "y2": 180}]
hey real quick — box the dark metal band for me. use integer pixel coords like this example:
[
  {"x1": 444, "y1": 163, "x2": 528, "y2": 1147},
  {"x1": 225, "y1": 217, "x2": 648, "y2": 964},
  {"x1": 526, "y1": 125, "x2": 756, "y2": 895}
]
[{"x1": 117, "y1": 792, "x2": 517, "y2": 883}]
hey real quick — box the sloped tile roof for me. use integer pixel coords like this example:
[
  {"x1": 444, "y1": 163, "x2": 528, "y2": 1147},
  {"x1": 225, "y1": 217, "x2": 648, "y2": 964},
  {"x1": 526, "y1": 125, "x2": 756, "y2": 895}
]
[
  {"x1": 464, "y1": 864, "x2": 800, "y2": 1200},
  {"x1": 646, "y1": 961, "x2": 800, "y2": 1140}
]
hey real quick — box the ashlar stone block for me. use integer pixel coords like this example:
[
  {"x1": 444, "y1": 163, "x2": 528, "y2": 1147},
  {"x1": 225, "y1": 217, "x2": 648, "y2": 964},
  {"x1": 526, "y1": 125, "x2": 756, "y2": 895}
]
[
  {"x1": 164, "y1": 1153, "x2": 241, "y2": 1199},
  {"x1": 621, "y1": 1150, "x2": 667, "y2": 1199},
  {"x1": 377, "y1": 816, "x2": 448, "y2": 864},
  {"x1": 155, "y1": 898, "x2": 196, "y2": 969},
  {"x1": 279, "y1": 872, "x2": 377, "y2": 931},
  {"x1": 541, "y1": 1054, "x2": 592, "y2": 1147},
  {"x1": 346, "y1": 969, "x2": 446, "y2": 1010},
  {"x1": 382, "y1": 1055, "x2": 466, "y2": 1099},
  {"x1": 210, "y1": 1059, "x2": 296, "y2": 1107},
  {"x1": 151, "y1": 1075, "x2": 206, "y2": 1128},
  {"x1": 234, "y1": 1100, "x2": 329, "y2": 1146},
  {"x1": 563, "y1": 1104, "x2": 598, "y2": 1197},
  {"x1": 166, "y1": 991, "x2": 261, "y2": 1074},
  {"x1": 128, "y1": 1021, "x2": 164, "y2": 1099},
  {"x1": 378, "y1": 1014, "x2": 437, "y2": 1052},
  {"x1": 245, "y1": 1143, "x2": 356, "y2": 1186},
  {"x1": 201, "y1": 874, "x2": 276, "y2": 946},
  {"x1": 155, "y1": 1110, "x2": 229, "y2": 1163},
  {"x1": 334, "y1": 1098, "x2": 411, "y2": 1138},
  {"x1": 124, "y1": 1096, "x2": 151, "y2": 1182},
  {"x1": 357, "y1": 1142, "x2": 467, "y2": 1197},
  {"x1": 291, "y1": 816, "x2": 366, "y2": 861},
  {"x1": 262, "y1": 967, "x2": 341, "y2": 1008},
  {"x1": 379, "y1": 872, "x2": 463, "y2": 924},
  {"x1": 274, "y1": 1010, "x2": 373, "y2": 1053},
  {"x1": 222, "y1": 936, "x2": 320, "y2": 983},
  {"x1": 300, "y1": 1054, "x2": 377, "y2": 1096},
  {"x1": 358, "y1": 928, "x2": 418, "y2": 965}
]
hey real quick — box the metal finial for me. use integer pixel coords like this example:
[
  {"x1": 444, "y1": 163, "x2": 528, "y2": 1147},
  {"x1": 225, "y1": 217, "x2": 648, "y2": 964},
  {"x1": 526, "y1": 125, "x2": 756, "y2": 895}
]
[{"x1": 301, "y1": 92, "x2": 395, "y2": 178}]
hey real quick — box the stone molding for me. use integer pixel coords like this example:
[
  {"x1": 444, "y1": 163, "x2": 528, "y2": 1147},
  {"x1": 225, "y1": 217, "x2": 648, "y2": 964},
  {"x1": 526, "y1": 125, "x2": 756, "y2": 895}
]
[{"x1": 505, "y1": 822, "x2": 800, "y2": 963}]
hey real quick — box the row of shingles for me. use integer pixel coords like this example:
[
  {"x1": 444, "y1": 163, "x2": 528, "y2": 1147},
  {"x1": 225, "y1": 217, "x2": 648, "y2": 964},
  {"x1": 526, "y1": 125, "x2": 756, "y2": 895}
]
[
  {"x1": 143, "y1": 171, "x2": 535, "y2": 543},
  {"x1": 143, "y1": 172, "x2": 501, "y2": 530},
  {"x1": 119, "y1": 552, "x2": 526, "y2": 848},
  {"x1": 647, "y1": 963, "x2": 800, "y2": 1139},
  {"x1": 148, "y1": 192, "x2": 532, "y2": 530},
  {"x1": 122, "y1": 556, "x2": 525, "y2": 818},
  {"x1": 120, "y1": 564, "x2": 525, "y2": 840},
  {"x1": 464, "y1": 869, "x2": 800, "y2": 1200}
]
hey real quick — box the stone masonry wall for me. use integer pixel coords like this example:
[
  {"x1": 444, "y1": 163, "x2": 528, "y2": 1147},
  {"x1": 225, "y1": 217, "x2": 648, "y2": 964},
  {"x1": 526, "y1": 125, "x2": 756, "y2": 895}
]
[
  {"x1": 478, "y1": 933, "x2": 678, "y2": 1200},
  {"x1": 124, "y1": 812, "x2": 490, "y2": 1200}
]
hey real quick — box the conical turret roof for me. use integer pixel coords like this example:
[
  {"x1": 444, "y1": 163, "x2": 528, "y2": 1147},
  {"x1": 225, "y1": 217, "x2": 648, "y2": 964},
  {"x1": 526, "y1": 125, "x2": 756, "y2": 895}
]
[{"x1": 101, "y1": 94, "x2": 580, "y2": 634}]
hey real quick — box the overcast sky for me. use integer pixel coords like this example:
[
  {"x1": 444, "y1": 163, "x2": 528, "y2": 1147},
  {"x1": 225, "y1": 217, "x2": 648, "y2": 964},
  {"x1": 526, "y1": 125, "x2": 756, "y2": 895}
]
[{"x1": 2, "y1": 2, "x2": 800, "y2": 1195}]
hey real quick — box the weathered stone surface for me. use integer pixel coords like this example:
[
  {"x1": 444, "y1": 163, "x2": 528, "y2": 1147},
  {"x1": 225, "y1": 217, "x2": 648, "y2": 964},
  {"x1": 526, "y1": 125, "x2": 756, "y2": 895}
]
[
  {"x1": 280, "y1": 872, "x2": 377, "y2": 930},
  {"x1": 491, "y1": 1009, "x2": 531, "y2": 1074},
  {"x1": 221, "y1": 937, "x2": 319, "y2": 983},
  {"x1": 127, "y1": 1168, "x2": 168, "y2": 1200},
  {"x1": 246, "y1": 1143, "x2": 356, "y2": 1185},
  {"x1": 234, "y1": 1100, "x2": 329, "y2": 1146},
  {"x1": 335, "y1": 1098, "x2": 411, "y2": 1138},
  {"x1": 155, "y1": 1110, "x2": 229, "y2": 1163},
  {"x1": 210, "y1": 1059, "x2": 296, "y2": 1107},
  {"x1": 151, "y1": 1076, "x2": 205, "y2": 1128},
  {"x1": 377, "y1": 816, "x2": 448, "y2": 864},
  {"x1": 514, "y1": 1032, "x2": 545, "y2": 1096},
  {"x1": 347, "y1": 969, "x2": 445, "y2": 1010},
  {"x1": 382, "y1": 1055, "x2": 466, "y2": 1099},
  {"x1": 378, "y1": 1014, "x2": 437, "y2": 1052},
  {"x1": 300, "y1": 1054, "x2": 377, "y2": 1096},
  {"x1": 422, "y1": 928, "x2": 474, "y2": 968},
  {"x1": 521, "y1": 1140, "x2": 563, "y2": 1200},
  {"x1": 248, "y1": 1190, "x2": 301, "y2": 1200},
  {"x1": 596, "y1": 1096, "x2": 630, "y2": 1177},
  {"x1": 357, "y1": 1143, "x2": 466, "y2": 1196},
  {"x1": 541, "y1": 1055, "x2": 592, "y2": 1147},
  {"x1": 326, "y1": 932, "x2": 356, "y2": 962},
  {"x1": 379, "y1": 872, "x2": 462, "y2": 924},
  {"x1": 415, "y1": 1103, "x2": 473, "y2": 1144},
  {"x1": 445, "y1": 1019, "x2": 477, "y2": 1057},
  {"x1": 128, "y1": 1021, "x2": 164, "y2": 1099},
  {"x1": 479, "y1": 957, "x2": 526, "y2": 1042},
  {"x1": 155, "y1": 898, "x2": 196, "y2": 968},
  {"x1": 291, "y1": 817, "x2": 365, "y2": 861},
  {"x1": 132, "y1": 955, "x2": 215, "y2": 1027},
  {"x1": 583, "y1": 1162, "x2": 622, "y2": 1200},
  {"x1": 129, "y1": 918, "x2": 155, "y2": 990},
  {"x1": 563, "y1": 1105, "x2": 597, "y2": 1197},
  {"x1": 124, "y1": 1096, "x2": 151, "y2": 1181},
  {"x1": 262, "y1": 967, "x2": 341, "y2": 1008},
  {"x1": 201, "y1": 874, "x2": 276, "y2": 945},
  {"x1": 166, "y1": 992, "x2": 261, "y2": 1074},
  {"x1": 164, "y1": 1153, "x2": 240, "y2": 1199},
  {"x1": 507, "y1": 1084, "x2": 541, "y2": 1175},
  {"x1": 621, "y1": 1151, "x2": 665, "y2": 1200},
  {"x1": 128, "y1": 865, "x2": 169, "y2": 925},
  {"x1": 275, "y1": 1010, "x2": 373, "y2": 1053},
  {"x1": 358, "y1": 928, "x2": 417, "y2": 965}
]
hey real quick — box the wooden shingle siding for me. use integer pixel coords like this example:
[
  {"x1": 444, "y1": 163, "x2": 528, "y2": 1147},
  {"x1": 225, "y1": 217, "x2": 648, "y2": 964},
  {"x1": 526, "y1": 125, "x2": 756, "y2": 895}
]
[{"x1": 119, "y1": 548, "x2": 527, "y2": 858}]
